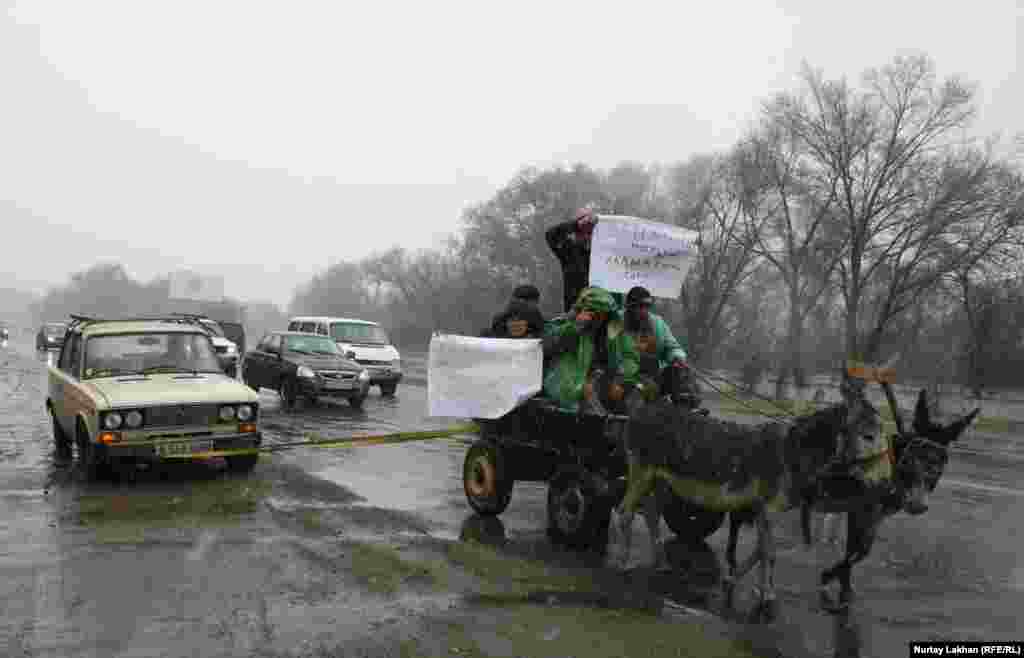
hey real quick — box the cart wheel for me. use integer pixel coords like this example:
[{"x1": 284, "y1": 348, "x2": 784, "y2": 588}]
[
  {"x1": 662, "y1": 495, "x2": 725, "y2": 542},
  {"x1": 546, "y1": 467, "x2": 613, "y2": 552},
  {"x1": 463, "y1": 440, "x2": 513, "y2": 516}
]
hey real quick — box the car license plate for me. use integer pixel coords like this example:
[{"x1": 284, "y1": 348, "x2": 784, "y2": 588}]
[{"x1": 156, "y1": 439, "x2": 214, "y2": 458}]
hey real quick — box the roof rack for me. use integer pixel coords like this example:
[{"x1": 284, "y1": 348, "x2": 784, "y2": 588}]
[{"x1": 64, "y1": 314, "x2": 211, "y2": 332}]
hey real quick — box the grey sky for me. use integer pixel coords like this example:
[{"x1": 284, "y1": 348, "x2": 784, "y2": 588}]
[{"x1": 2, "y1": 0, "x2": 1020, "y2": 309}]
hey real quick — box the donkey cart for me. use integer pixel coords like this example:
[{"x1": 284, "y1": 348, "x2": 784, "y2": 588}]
[{"x1": 462, "y1": 396, "x2": 726, "y2": 550}]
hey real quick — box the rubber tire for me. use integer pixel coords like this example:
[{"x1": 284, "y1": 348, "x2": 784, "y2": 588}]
[
  {"x1": 546, "y1": 467, "x2": 613, "y2": 551},
  {"x1": 463, "y1": 440, "x2": 513, "y2": 516},
  {"x1": 349, "y1": 394, "x2": 366, "y2": 410},
  {"x1": 76, "y1": 422, "x2": 106, "y2": 481},
  {"x1": 280, "y1": 378, "x2": 298, "y2": 410},
  {"x1": 225, "y1": 454, "x2": 259, "y2": 474},
  {"x1": 50, "y1": 408, "x2": 73, "y2": 461},
  {"x1": 380, "y1": 383, "x2": 397, "y2": 397},
  {"x1": 662, "y1": 495, "x2": 726, "y2": 542}
]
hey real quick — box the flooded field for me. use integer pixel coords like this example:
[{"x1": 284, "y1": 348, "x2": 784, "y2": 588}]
[{"x1": 1, "y1": 335, "x2": 1021, "y2": 657}]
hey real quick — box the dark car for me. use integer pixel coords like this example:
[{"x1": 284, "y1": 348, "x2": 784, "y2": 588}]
[
  {"x1": 36, "y1": 322, "x2": 68, "y2": 351},
  {"x1": 241, "y1": 331, "x2": 370, "y2": 409}
]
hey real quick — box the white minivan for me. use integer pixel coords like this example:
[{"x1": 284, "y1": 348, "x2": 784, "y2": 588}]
[{"x1": 286, "y1": 316, "x2": 402, "y2": 396}]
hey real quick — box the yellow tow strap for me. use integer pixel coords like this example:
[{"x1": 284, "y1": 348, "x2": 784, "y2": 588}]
[{"x1": 161, "y1": 422, "x2": 481, "y2": 459}]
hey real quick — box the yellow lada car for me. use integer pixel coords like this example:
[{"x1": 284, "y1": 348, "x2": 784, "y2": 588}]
[{"x1": 46, "y1": 315, "x2": 262, "y2": 478}]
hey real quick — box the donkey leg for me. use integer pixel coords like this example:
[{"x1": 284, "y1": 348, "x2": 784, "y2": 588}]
[
  {"x1": 754, "y1": 512, "x2": 779, "y2": 622},
  {"x1": 641, "y1": 493, "x2": 667, "y2": 571},
  {"x1": 722, "y1": 513, "x2": 743, "y2": 608},
  {"x1": 614, "y1": 463, "x2": 656, "y2": 570},
  {"x1": 837, "y1": 507, "x2": 882, "y2": 605}
]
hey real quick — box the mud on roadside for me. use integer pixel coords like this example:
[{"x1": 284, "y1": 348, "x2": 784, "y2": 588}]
[{"x1": 30, "y1": 452, "x2": 771, "y2": 658}]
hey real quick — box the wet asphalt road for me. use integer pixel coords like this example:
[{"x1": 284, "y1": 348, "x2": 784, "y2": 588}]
[{"x1": 1, "y1": 333, "x2": 1022, "y2": 657}]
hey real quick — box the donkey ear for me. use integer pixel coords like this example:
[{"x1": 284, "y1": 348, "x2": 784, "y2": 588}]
[{"x1": 912, "y1": 389, "x2": 931, "y2": 433}]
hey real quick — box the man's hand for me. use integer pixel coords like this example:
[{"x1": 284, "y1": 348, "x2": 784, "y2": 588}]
[{"x1": 575, "y1": 209, "x2": 597, "y2": 232}]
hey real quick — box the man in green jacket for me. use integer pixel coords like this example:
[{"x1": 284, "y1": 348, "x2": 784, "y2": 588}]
[
  {"x1": 622, "y1": 286, "x2": 700, "y2": 407},
  {"x1": 541, "y1": 287, "x2": 641, "y2": 414}
]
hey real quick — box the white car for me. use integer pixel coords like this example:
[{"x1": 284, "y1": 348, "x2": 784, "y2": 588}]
[
  {"x1": 287, "y1": 316, "x2": 402, "y2": 396},
  {"x1": 46, "y1": 315, "x2": 262, "y2": 478}
]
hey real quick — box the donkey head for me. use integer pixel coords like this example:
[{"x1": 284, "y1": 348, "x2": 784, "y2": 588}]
[
  {"x1": 896, "y1": 389, "x2": 980, "y2": 515},
  {"x1": 837, "y1": 368, "x2": 884, "y2": 463}
]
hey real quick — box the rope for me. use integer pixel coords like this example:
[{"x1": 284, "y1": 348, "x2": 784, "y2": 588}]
[
  {"x1": 690, "y1": 369, "x2": 798, "y2": 426},
  {"x1": 117, "y1": 423, "x2": 480, "y2": 458},
  {"x1": 690, "y1": 365, "x2": 804, "y2": 420}
]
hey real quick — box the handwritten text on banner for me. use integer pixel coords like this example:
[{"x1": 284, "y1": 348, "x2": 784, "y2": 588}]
[{"x1": 588, "y1": 215, "x2": 699, "y2": 298}]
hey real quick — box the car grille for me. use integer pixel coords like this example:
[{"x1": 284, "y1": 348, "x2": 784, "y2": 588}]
[
  {"x1": 355, "y1": 359, "x2": 391, "y2": 366},
  {"x1": 146, "y1": 404, "x2": 221, "y2": 427},
  {"x1": 317, "y1": 370, "x2": 356, "y2": 381}
]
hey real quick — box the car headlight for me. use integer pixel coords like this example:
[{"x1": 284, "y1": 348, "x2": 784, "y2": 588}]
[
  {"x1": 236, "y1": 404, "x2": 254, "y2": 421},
  {"x1": 358, "y1": 369, "x2": 370, "y2": 381},
  {"x1": 297, "y1": 365, "x2": 315, "y2": 378},
  {"x1": 124, "y1": 410, "x2": 144, "y2": 428},
  {"x1": 219, "y1": 406, "x2": 237, "y2": 422},
  {"x1": 225, "y1": 344, "x2": 237, "y2": 355},
  {"x1": 102, "y1": 412, "x2": 123, "y2": 430}
]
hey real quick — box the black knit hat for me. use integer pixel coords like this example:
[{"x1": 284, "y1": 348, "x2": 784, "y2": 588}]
[
  {"x1": 625, "y1": 286, "x2": 654, "y2": 308},
  {"x1": 512, "y1": 284, "x2": 540, "y2": 302}
]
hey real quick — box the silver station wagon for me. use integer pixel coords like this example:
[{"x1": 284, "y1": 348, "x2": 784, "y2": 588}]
[{"x1": 46, "y1": 315, "x2": 263, "y2": 478}]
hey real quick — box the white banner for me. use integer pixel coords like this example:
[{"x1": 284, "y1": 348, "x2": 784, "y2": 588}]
[
  {"x1": 428, "y1": 334, "x2": 543, "y2": 419},
  {"x1": 588, "y1": 215, "x2": 699, "y2": 298},
  {"x1": 168, "y1": 270, "x2": 225, "y2": 303}
]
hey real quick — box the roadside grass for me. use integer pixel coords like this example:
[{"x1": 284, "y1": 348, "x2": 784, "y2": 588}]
[
  {"x1": 714, "y1": 396, "x2": 1015, "y2": 433},
  {"x1": 78, "y1": 475, "x2": 272, "y2": 543},
  {"x1": 350, "y1": 543, "x2": 447, "y2": 595},
  {"x1": 444, "y1": 540, "x2": 598, "y2": 598}
]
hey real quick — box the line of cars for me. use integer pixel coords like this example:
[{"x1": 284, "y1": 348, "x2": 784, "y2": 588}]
[{"x1": 43, "y1": 312, "x2": 403, "y2": 479}]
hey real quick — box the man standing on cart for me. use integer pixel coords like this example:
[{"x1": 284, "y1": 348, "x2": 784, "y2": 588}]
[
  {"x1": 546, "y1": 209, "x2": 624, "y2": 314},
  {"x1": 541, "y1": 286, "x2": 641, "y2": 415}
]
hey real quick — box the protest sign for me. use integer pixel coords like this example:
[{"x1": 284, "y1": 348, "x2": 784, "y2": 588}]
[
  {"x1": 427, "y1": 334, "x2": 543, "y2": 419},
  {"x1": 588, "y1": 215, "x2": 699, "y2": 298}
]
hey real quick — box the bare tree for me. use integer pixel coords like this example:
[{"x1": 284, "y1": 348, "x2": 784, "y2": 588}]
[{"x1": 766, "y1": 55, "x2": 1024, "y2": 363}]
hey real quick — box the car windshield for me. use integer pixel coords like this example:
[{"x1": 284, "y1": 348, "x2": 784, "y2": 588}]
[
  {"x1": 83, "y1": 332, "x2": 223, "y2": 378},
  {"x1": 284, "y1": 335, "x2": 341, "y2": 355},
  {"x1": 329, "y1": 322, "x2": 389, "y2": 345},
  {"x1": 199, "y1": 319, "x2": 226, "y2": 337}
]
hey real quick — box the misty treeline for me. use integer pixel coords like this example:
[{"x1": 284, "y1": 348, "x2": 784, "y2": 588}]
[{"x1": 31, "y1": 56, "x2": 1024, "y2": 395}]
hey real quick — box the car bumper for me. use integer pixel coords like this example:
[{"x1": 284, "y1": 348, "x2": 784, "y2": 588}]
[
  {"x1": 297, "y1": 378, "x2": 371, "y2": 399},
  {"x1": 104, "y1": 432, "x2": 262, "y2": 459},
  {"x1": 368, "y1": 370, "x2": 403, "y2": 385}
]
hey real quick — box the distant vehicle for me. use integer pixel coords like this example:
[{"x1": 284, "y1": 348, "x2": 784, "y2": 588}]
[
  {"x1": 173, "y1": 315, "x2": 244, "y2": 378},
  {"x1": 36, "y1": 322, "x2": 68, "y2": 351},
  {"x1": 45, "y1": 314, "x2": 262, "y2": 478},
  {"x1": 286, "y1": 316, "x2": 402, "y2": 396},
  {"x1": 242, "y1": 330, "x2": 370, "y2": 410}
]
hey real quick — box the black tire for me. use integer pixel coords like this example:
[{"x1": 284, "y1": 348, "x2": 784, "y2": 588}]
[
  {"x1": 225, "y1": 454, "x2": 259, "y2": 474},
  {"x1": 50, "y1": 408, "x2": 73, "y2": 461},
  {"x1": 280, "y1": 378, "x2": 298, "y2": 410},
  {"x1": 662, "y1": 495, "x2": 725, "y2": 542},
  {"x1": 463, "y1": 440, "x2": 513, "y2": 516},
  {"x1": 76, "y1": 422, "x2": 106, "y2": 481},
  {"x1": 380, "y1": 383, "x2": 397, "y2": 397},
  {"x1": 349, "y1": 394, "x2": 366, "y2": 410},
  {"x1": 546, "y1": 467, "x2": 613, "y2": 551}
]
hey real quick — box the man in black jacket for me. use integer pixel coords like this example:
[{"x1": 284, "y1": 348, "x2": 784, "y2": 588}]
[
  {"x1": 483, "y1": 284, "x2": 545, "y2": 338},
  {"x1": 545, "y1": 208, "x2": 598, "y2": 314}
]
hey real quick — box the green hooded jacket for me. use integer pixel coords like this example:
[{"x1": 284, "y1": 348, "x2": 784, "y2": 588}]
[
  {"x1": 629, "y1": 311, "x2": 687, "y2": 370},
  {"x1": 541, "y1": 287, "x2": 640, "y2": 411}
]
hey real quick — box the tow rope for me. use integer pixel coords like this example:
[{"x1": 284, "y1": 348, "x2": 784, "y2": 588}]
[{"x1": 180, "y1": 423, "x2": 481, "y2": 459}]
